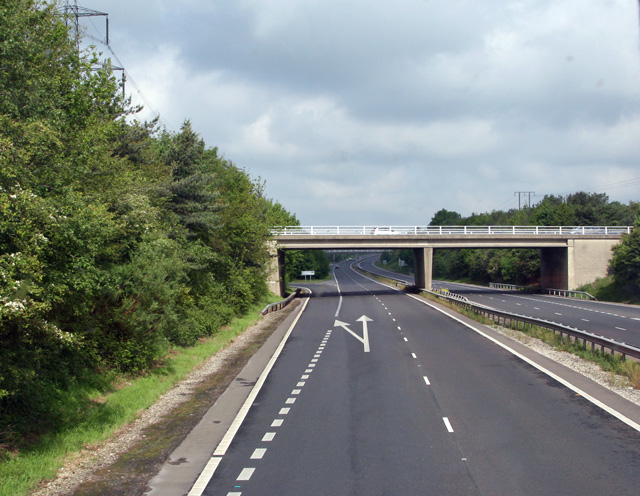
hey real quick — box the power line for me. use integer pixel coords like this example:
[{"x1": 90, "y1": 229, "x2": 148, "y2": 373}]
[
  {"x1": 514, "y1": 191, "x2": 535, "y2": 209},
  {"x1": 59, "y1": 1, "x2": 171, "y2": 130}
]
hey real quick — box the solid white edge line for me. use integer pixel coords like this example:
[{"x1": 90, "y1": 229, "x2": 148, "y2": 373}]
[
  {"x1": 334, "y1": 268, "x2": 343, "y2": 317},
  {"x1": 187, "y1": 457, "x2": 222, "y2": 496},
  {"x1": 187, "y1": 290, "x2": 312, "y2": 496},
  {"x1": 407, "y1": 293, "x2": 640, "y2": 433}
]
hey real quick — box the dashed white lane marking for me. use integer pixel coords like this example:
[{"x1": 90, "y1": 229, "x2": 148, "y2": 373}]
[
  {"x1": 305, "y1": 369, "x2": 313, "y2": 373},
  {"x1": 292, "y1": 389, "x2": 301, "y2": 395},
  {"x1": 237, "y1": 467, "x2": 255, "y2": 480},
  {"x1": 397, "y1": 326, "x2": 402, "y2": 331},
  {"x1": 279, "y1": 407, "x2": 290, "y2": 415},
  {"x1": 262, "y1": 432, "x2": 276, "y2": 442},
  {"x1": 534, "y1": 307, "x2": 540, "y2": 310},
  {"x1": 616, "y1": 327, "x2": 626, "y2": 331},
  {"x1": 407, "y1": 293, "x2": 640, "y2": 433},
  {"x1": 271, "y1": 419, "x2": 283, "y2": 427},
  {"x1": 404, "y1": 337, "x2": 408, "y2": 342},
  {"x1": 411, "y1": 353, "x2": 417, "y2": 358},
  {"x1": 633, "y1": 318, "x2": 640, "y2": 321},
  {"x1": 582, "y1": 319, "x2": 590, "y2": 322},
  {"x1": 296, "y1": 382, "x2": 305, "y2": 387},
  {"x1": 251, "y1": 448, "x2": 266, "y2": 459},
  {"x1": 308, "y1": 364, "x2": 316, "y2": 368},
  {"x1": 443, "y1": 417, "x2": 454, "y2": 433},
  {"x1": 285, "y1": 398, "x2": 296, "y2": 404},
  {"x1": 423, "y1": 376, "x2": 431, "y2": 386},
  {"x1": 227, "y1": 492, "x2": 242, "y2": 496},
  {"x1": 186, "y1": 293, "x2": 314, "y2": 496},
  {"x1": 555, "y1": 312, "x2": 562, "y2": 316},
  {"x1": 301, "y1": 375, "x2": 309, "y2": 380}
]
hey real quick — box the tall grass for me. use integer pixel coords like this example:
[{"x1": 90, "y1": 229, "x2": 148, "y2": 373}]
[{"x1": 0, "y1": 292, "x2": 281, "y2": 496}]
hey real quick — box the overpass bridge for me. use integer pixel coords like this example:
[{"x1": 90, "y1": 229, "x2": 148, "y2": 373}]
[{"x1": 268, "y1": 226, "x2": 633, "y2": 296}]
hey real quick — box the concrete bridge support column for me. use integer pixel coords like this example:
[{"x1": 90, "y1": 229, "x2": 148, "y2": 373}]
[
  {"x1": 413, "y1": 247, "x2": 433, "y2": 290},
  {"x1": 267, "y1": 243, "x2": 286, "y2": 297}
]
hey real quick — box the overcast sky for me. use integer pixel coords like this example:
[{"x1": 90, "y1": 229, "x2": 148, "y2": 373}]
[{"x1": 78, "y1": 0, "x2": 640, "y2": 225}]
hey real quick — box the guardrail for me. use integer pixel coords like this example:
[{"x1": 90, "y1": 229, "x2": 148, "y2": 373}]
[
  {"x1": 488, "y1": 282, "x2": 597, "y2": 300},
  {"x1": 271, "y1": 226, "x2": 632, "y2": 236},
  {"x1": 424, "y1": 289, "x2": 640, "y2": 362},
  {"x1": 432, "y1": 288, "x2": 470, "y2": 304},
  {"x1": 545, "y1": 288, "x2": 597, "y2": 300},
  {"x1": 261, "y1": 288, "x2": 301, "y2": 315},
  {"x1": 489, "y1": 282, "x2": 533, "y2": 291}
]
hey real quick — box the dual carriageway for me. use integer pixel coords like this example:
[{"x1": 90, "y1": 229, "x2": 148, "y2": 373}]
[{"x1": 148, "y1": 251, "x2": 640, "y2": 496}]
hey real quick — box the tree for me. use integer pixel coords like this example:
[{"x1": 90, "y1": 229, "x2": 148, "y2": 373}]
[
  {"x1": 610, "y1": 218, "x2": 640, "y2": 294},
  {"x1": 429, "y1": 209, "x2": 462, "y2": 226}
]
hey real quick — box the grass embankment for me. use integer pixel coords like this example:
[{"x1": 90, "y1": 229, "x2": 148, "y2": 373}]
[
  {"x1": 0, "y1": 292, "x2": 282, "y2": 496},
  {"x1": 577, "y1": 276, "x2": 640, "y2": 305},
  {"x1": 374, "y1": 260, "x2": 410, "y2": 275}
]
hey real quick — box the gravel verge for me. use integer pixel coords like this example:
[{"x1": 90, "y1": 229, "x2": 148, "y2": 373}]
[
  {"x1": 31, "y1": 303, "x2": 298, "y2": 496},
  {"x1": 493, "y1": 324, "x2": 640, "y2": 407}
]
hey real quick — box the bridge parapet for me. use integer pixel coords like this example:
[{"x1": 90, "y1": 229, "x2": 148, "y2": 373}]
[{"x1": 271, "y1": 225, "x2": 632, "y2": 236}]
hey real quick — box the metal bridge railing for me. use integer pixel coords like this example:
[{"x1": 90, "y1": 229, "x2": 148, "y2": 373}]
[{"x1": 271, "y1": 226, "x2": 632, "y2": 236}]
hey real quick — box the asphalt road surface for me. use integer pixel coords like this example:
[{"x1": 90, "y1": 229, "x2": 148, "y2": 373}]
[
  {"x1": 358, "y1": 255, "x2": 640, "y2": 349},
  {"x1": 190, "y1": 261, "x2": 640, "y2": 496}
]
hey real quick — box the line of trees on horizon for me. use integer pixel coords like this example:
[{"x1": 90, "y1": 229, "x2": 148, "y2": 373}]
[{"x1": 382, "y1": 192, "x2": 640, "y2": 292}]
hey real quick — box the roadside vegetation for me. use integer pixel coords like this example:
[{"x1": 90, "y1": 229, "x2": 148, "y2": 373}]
[
  {"x1": 285, "y1": 250, "x2": 331, "y2": 282},
  {"x1": 0, "y1": 0, "x2": 298, "y2": 480}
]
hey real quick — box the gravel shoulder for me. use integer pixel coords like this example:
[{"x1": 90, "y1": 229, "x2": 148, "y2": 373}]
[{"x1": 32, "y1": 302, "x2": 299, "y2": 496}]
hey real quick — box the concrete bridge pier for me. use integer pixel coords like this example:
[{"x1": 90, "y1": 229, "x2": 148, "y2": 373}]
[
  {"x1": 413, "y1": 247, "x2": 433, "y2": 290},
  {"x1": 267, "y1": 244, "x2": 286, "y2": 297}
]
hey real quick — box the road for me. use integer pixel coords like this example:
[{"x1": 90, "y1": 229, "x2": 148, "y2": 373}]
[
  {"x1": 358, "y1": 255, "x2": 640, "y2": 349},
  {"x1": 188, "y1": 260, "x2": 640, "y2": 496}
]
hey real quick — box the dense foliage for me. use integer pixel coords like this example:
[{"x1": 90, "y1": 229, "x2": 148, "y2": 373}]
[
  {"x1": 285, "y1": 250, "x2": 331, "y2": 281},
  {"x1": 381, "y1": 194, "x2": 638, "y2": 287},
  {"x1": 610, "y1": 218, "x2": 640, "y2": 295},
  {"x1": 0, "y1": 1, "x2": 294, "y2": 447}
]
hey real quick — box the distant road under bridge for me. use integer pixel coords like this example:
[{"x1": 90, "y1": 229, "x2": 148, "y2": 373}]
[{"x1": 268, "y1": 226, "x2": 633, "y2": 296}]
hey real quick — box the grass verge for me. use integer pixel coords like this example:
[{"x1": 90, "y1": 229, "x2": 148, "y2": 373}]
[
  {"x1": 577, "y1": 276, "x2": 640, "y2": 304},
  {"x1": 0, "y1": 292, "x2": 283, "y2": 496}
]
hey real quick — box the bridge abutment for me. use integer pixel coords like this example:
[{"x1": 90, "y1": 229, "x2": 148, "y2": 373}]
[{"x1": 540, "y1": 239, "x2": 617, "y2": 290}]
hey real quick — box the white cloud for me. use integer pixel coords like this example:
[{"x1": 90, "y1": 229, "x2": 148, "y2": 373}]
[{"x1": 83, "y1": 0, "x2": 640, "y2": 225}]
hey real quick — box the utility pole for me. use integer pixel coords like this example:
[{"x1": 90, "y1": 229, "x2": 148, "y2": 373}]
[
  {"x1": 59, "y1": 1, "x2": 125, "y2": 96},
  {"x1": 60, "y1": 1, "x2": 109, "y2": 47},
  {"x1": 514, "y1": 191, "x2": 535, "y2": 209}
]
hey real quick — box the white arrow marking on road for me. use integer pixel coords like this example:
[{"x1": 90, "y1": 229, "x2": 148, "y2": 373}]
[{"x1": 334, "y1": 316, "x2": 372, "y2": 352}]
